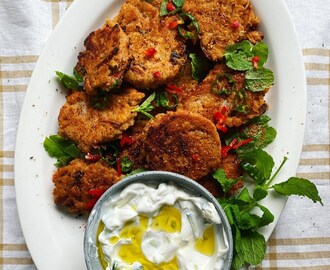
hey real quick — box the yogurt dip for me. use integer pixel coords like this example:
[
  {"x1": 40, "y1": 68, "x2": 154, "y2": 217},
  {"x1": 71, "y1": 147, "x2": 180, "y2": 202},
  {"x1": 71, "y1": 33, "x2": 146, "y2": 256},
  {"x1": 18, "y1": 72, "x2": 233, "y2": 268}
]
[{"x1": 96, "y1": 182, "x2": 229, "y2": 270}]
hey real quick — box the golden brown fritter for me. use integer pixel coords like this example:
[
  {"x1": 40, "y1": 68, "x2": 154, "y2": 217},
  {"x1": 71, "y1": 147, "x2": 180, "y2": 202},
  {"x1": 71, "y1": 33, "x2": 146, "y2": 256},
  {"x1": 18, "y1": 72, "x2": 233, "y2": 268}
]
[
  {"x1": 172, "y1": 58, "x2": 199, "y2": 94},
  {"x1": 220, "y1": 153, "x2": 243, "y2": 179},
  {"x1": 75, "y1": 20, "x2": 131, "y2": 95},
  {"x1": 119, "y1": 120, "x2": 149, "y2": 170},
  {"x1": 144, "y1": 110, "x2": 221, "y2": 180},
  {"x1": 179, "y1": 63, "x2": 268, "y2": 127},
  {"x1": 115, "y1": 0, "x2": 186, "y2": 89},
  {"x1": 58, "y1": 87, "x2": 145, "y2": 153},
  {"x1": 52, "y1": 159, "x2": 120, "y2": 214},
  {"x1": 183, "y1": 0, "x2": 263, "y2": 61}
]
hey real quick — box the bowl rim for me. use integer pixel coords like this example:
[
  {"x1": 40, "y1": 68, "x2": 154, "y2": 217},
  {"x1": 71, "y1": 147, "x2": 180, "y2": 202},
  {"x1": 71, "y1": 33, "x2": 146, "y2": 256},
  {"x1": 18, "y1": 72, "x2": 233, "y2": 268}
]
[{"x1": 84, "y1": 170, "x2": 233, "y2": 269}]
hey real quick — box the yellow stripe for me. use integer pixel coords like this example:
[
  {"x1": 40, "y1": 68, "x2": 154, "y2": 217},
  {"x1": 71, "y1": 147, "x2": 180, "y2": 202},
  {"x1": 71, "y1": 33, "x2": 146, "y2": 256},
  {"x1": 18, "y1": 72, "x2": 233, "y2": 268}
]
[
  {"x1": 0, "y1": 164, "x2": 14, "y2": 173},
  {"x1": 299, "y1": 158, "x2": 330, "y2": 166},
  {"x1": 0, "y1": 55, "x2": 38, "y2": 64},
  {"x1": 296, "y1": 172, "x2": 330, "y2": 179},
  {"x1": 0, "y1": 257, "x2": 34, "y2": 265},
  {"x1": 1, "y1": 85, "x2": 27, "y2": 92},
  {"x1": 256, "y1": 266, "x2": 330, "y2": 270},
  {"x1": 305, "y1": 63, "x2": 330, "y2": 71},
  {"x1": 0, "y1": 179, "x2": 14, "y2": 186},
  {"x1": 52, "y1": 2, "x2": 60, "y2": 29},
  {"x1": 266, "y1": 251, "x2": 330, "y2": 260},
  {"x1": 303, "y1": 48, "x2": 330, "y2": 57},
  {"x1": 0, "y1": 244, "x2": 28, "y2": 251},
  {"x1": 307, "y1": 77, "x2": 330, "y2": 85},
  {"x1": 1, "y1": 70, "x2": 33, "y2": 79},
  {"x1": 0, "y1": 151, "x2": 14, "y2": 158},
  {"x1": 303, "y1": 144, "x2": 330, "y2": 152},
  {"x1": 268, "y1": 237, "x2": 330, "y2": 246}
]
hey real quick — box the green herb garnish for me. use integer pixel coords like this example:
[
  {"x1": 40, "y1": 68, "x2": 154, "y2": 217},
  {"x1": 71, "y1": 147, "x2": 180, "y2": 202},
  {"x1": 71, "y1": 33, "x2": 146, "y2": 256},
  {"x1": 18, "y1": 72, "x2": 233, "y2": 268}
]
[
  {"x1": 120, "y1": 156, "x2": 133, "y2": 174},
  {"x1": 189, "y1": 53, "x2": 213, "y2": 82},
  {"x1": 178, "y1": 12, "x2": 200, "y2": 39},
  {"x1": 55, "y1": 69, "x2": 83, "y2": 90},
  {"x1": 132, "y1": 92, "x2": 156, "y2": 119},
  {"x1": 43, "y1": 135, "x2": 82, "y2": 167},
  {"x1": 215, "y1": 153, "x2": 323, "y2": 269},
  {"x1": 245, "y1": 68, "x2": 274, "y2": 92}
]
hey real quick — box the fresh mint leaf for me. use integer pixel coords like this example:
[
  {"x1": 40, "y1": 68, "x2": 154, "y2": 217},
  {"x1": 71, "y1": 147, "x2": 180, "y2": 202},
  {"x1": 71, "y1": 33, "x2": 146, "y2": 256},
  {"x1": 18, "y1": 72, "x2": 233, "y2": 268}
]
[
  {"x1": 55, "y1": 71, "x2": 80, "y2": 90},
  {"x1": 252, "y1": 41, "x2": 268, "y2": 67},
  {"x1": 212, "y1": 168, "x2": 237, "y2": 193},
  {"x1": 253, "y1": 186, "x2": 268, "y2": 201},
  {"x1": 189, "y1": 53, "x2": 213, "y2": 82},
  {"x1": 239, "y1": 148, "x2": 274, "y2": 184},
  {"x1": 126, "y1": 168, "x2": 147, "y2": 176},
  {"x1": 224, "y1": 40, "x2": 253, "y2": 71},
  {"x1": 43, "y1": 135, "x2": 81, "y2": 167},
  {"x1": 256, "y1": 204, "x2": 274, "y2": 228},
  {"x1": 236, "y1": 187, "x2": 254, "y2": 204},
  {"x1": 160, "y1": 0, "x2": 169, "y2": 16},
  {"x1": 272, "y1": 177, "x2": 323, "y2": 205},
  {"x1": 239, "y1": 230, "x2": 266, "y2": 265},
  {"x1": 172, "y1": 0, "x2": 184, "y2": 8},
  {"x1": 245, "y1": 68, "x2": 274, "y2": 92}
]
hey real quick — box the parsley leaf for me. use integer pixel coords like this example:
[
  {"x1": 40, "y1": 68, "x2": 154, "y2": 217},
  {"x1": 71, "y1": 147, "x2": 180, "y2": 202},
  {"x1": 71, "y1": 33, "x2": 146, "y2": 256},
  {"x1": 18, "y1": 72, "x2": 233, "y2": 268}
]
[
  {"x1": 245, "y1": 68, "x2": 274, "y2": 92},
  {"x1": 272, "y1": 177, "x2": 323, "y2": 205},
  {"x1": 43, "y1": 135, "x2": 81, "y2": 167},
  {"x1": 189, "y1": 53, "x2": 213, "y2": 82}
]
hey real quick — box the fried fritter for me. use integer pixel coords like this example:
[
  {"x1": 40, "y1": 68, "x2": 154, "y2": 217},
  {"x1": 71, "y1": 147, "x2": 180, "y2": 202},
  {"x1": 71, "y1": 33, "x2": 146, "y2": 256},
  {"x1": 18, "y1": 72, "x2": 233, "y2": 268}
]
[
  {"x1": 75, "y1": 20, "x2": 131, "y2": 95},
  {"x1": 144, "y1": 110, "x2": 221, "y2": 180},
  {"x1": 58, "y1": 87, "x2": 145, "y2": 153},
  {"x1": 115, "y1": 0, "x2": 186, "y2": 89},
  {"x1": 179, "y1": 63, "x2": 268, "y2": 127},
  {"x1": 119, "y1": 120, "x2": 149, "y2": 170},
  {"x1": 183, "y1": 0, "x2": 263, "y2": 61},
  {"x1": 52, "y1": 159, "x2": 120, "y2": 214}
]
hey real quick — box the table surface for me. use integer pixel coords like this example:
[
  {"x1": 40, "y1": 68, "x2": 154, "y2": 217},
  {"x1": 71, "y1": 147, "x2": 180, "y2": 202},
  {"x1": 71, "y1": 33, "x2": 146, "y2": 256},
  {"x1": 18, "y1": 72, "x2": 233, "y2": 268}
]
[{"x1": 0, "y1": 0, "x2": 329, "y2": 269}]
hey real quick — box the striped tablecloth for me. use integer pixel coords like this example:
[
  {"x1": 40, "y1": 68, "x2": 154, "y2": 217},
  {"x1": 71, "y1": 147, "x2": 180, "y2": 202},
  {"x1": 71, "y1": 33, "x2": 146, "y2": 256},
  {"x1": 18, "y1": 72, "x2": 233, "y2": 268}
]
[{"x1": 0, "y1": 0, "x2": 329, "y2": 269}]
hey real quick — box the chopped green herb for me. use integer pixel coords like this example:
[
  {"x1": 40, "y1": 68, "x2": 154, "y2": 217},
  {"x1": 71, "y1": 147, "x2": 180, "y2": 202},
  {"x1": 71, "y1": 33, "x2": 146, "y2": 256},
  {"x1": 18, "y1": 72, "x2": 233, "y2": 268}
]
[
  {"x1": 43, "y1": 135, "x2": 82, "y2": 167},
  {"x1": 156, "y1": 91, "x2": 178, "y2": 109},
  {"x1": 55, "y1": 71, "x2": 80, "y2": 90},
  {"x1": 89, "y1": 91, "x2": 111, "y2": 110},
  {"x1": 132, "y1": 92, "x2": 156, "y2": 119},
  {"x1": 224, "y1": 40, "x2": 254, "y2": 71},
  {"x1": 189, "y1": 53, "x2": 213, "y2": 82},
  {"x1": 178, "y1": 12, "x2": 200, "y2": 39},
  {"x1": 120, "y1": 156, "x2": 133, "y2": 174}
]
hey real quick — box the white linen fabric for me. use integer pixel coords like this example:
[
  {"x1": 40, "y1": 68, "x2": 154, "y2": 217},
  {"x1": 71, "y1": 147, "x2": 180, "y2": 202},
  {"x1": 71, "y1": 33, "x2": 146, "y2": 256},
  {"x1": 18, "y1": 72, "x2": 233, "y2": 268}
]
[{"x1": 0, "y1": 0, "x2": 329, "y2": 269}]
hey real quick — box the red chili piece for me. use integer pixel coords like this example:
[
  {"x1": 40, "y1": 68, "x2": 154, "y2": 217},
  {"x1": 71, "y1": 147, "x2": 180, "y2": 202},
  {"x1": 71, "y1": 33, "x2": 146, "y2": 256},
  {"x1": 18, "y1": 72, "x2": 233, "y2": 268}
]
[
  {"x1": 168, "y1": 20, "x2": 182, "y2": 29},
  {"x1": 230, "y1": 20, "x2": 240, "y2": 29},
  {"x1": 116, "y1": 158, "x2": 122, "y2": 176},
  {"x1": 192, "y1": 153, "x2": 199, "y2": 162},
  {"x1": 166, "y1": 2, "x2": 176, "y2": 12},
  {"x1": 221, "y1": 137, "x2": 253, "y2": 157},
  {"x1": 251, "y1": 56, "x2": 260, "y2": 69},
  {"x1": 165, "y1": 84, "x2": 182, "y2": 94},
  {"x1": 85, "y1": 198, "x2": 98, "y2": 210},
  {"x1": 145, "y1": 48, "x2": 157, "y2": 57},
  {"x1": 85, "y1": 153, "x2": 101, "y2": 162},
  {"x1": 88, "y1": 188, "x2": 105, "y2": 198},
  {"x1": 120, "y1": 134, "x2": 136, "y2": 147},
  {"x1": 214, "y1": 106, "x2": 228, "y2": 133},
  {"x1": 153, "y1": 71, "x2": 161, "y2": 78},
  {"x1": 232, "y1": 138, "x2": 253, "y2": 149}
]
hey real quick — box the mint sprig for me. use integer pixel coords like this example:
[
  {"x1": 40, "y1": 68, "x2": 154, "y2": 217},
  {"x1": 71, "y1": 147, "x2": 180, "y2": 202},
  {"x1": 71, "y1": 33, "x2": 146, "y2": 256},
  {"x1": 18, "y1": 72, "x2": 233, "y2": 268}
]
[{"x1": 215, "y1": 150, "x2": 323, "y2": 269}]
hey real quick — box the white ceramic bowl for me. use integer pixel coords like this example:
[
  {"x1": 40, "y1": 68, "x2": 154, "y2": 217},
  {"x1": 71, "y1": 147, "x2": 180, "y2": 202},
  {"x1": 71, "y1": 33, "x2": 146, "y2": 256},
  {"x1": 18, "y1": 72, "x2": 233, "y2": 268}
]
[{"x1": 84, "y1": 171, "x2": 233, "y2": 269}]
